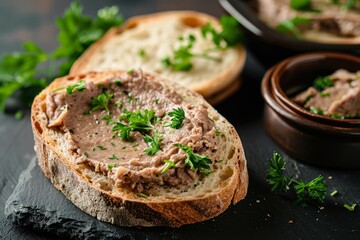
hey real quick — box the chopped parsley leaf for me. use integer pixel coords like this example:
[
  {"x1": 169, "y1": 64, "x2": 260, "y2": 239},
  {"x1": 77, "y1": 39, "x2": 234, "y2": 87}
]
[
  {"x1": 161, "y1": 160, "x2": 176, "y2": 174},
  {"x1": 344, "y1": 203, "x2": 356, "y2": 212},
  {"x1": 309, "y1": 106, "x2": 324, "y2": 115},
  {"x1": 53, "y1": 80, "x2": 86, "y2": 95},
  {"x1": 138, "y1": 193, "x2": 149, "y2": 198},
  {"x1": 277, "y1": 16, "x2": 311, "y2": 39},
  {"x1": 112, "y1": 109, "x2": 156, "y2": 141},
  {"x1": 97, "y1": 145, "x2": 107, "y2": 150},
  {"x1": 267, "y1": 152, "x2": 327, "y2": 205},
  {"x1": 90, "y1": 93, "x2": 113, "y2": 114},
  {"x1": 144, "y1": 132, "x2": 162, "y2": 156},
  {"x1": 167, "y1": 108, "x2": 185, "y2": 129},
  {"x1": 314, "y1": 76, "x2": 333, "y2": 91},
  {"x1": 174, "y1": 143, "x2": 212, "y2": 175},
  {"x1": 109, "y1": 154, "x2": 118, "y2": 160},
  {"x1": 108, "y1": 164, "x2": 117, "y2": 170},
  {"x1": 83, "y1": 152, "x2": 89, "y2": 157}
]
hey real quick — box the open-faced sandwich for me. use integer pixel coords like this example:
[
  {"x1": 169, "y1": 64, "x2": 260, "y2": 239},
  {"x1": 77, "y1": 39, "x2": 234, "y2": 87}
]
[
  {"x1": 31, "y1": 69, "x2": 248, "y2": 227},
  {"x1": 70, "y1": 11, "x2": 246, "y2": 105}
]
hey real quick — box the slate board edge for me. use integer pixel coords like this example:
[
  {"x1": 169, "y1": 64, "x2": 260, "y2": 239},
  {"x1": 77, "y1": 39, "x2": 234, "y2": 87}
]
[{"x1": 3, "y1": 157, "x2": 143, "y2": 240}]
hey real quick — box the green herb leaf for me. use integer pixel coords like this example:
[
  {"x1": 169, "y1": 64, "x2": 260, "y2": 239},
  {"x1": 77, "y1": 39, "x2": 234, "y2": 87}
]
[
  {"x1": 144, "y1": 132, "x2": 162, "y2": 156},
  {"x1": 138, "y1": 49, "x2": 146, "y2": 58},
  {"x1": 174, "y1": 143, "x2": 212, "y2": 175},
  {"x1": 98, "y1": 145, "x2": 107, "y2": 150},
  {"x1": 314, "y1": 76, "x2": 333, "y2": 91},
  {"x1": 277, "y1": 16, "x2": 311, "y2": 39},
  {"x1": 53, "y1": 80, "x2": 86, "y2": 94},
  {"x1": 344, "y1": 203, "x2": 357, "y2": 211},
  {"x1": 330, "y1": 190, "x2": 338, "y2": 196},
  {"x1": 0, "y1": 42, "x2": 48, "y2": 111},
  {"x1": 294, "y1": 176, "x2": 327, "y2": 205},
  {"x1": 90, "y1": 93, "x2": 113, "y2": 113},
  {"x1": 309, "y1": 106, "x2": 324, "y2": 115},
  {"x1": 267, "y1": 152, "x2": 292, "y2": 192},
  {"x1": 161, "y1": 159, "x2": 176, "y2": 174},
  {"x1": 108, "y1": 164, "x2": 117, "y2": 170},
  {"x1": 290, "y1": 0, "x2": 312, "y2": 10},
  {"x1": 109, "y1": 154, "x2": 118, "y2": 160},
  {"x1": 267, "y1": 152, "x2": 328, "y2": 205},
  {"x1": 202, "y1": 15, "x2": 243, "y2": 48},
  {"x1": 167, "y1": 108, "x2": 185, "y2": 129},
  {"x1": 53, "y1": 2, "x2": 123, "y2": 76},
  {"x1": 138, "y1": 193, "x2": 149, "y2": 198},
  {"x1": 112, "y1": 109, "x2": 156, "y2": 141},
  {"x1": 0, "y1": 2, "x2": 123, "y2": 113}
]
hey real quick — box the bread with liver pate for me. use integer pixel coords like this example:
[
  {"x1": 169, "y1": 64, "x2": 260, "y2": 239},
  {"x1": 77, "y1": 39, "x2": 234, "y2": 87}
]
[
  {"x1": 31, "y1": 69, "x2": 248, "y2": 227},
  {"x1": 70, "y1": 11, "x2": 246, "y2": 103}
]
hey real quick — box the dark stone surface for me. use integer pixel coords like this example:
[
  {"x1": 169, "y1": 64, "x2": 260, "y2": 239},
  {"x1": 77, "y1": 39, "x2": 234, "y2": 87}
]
[{"x1": 4, "y1": 115, "x2": 360, "y2": 240}]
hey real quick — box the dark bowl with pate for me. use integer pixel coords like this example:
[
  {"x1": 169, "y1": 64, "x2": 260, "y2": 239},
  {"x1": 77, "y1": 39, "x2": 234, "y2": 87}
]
[
  {"x1": 219, "y1": 0, "x2": 360, "y2": 67},
  {"x1": 261, "y1": 52, "x2": 360, "y2": 168}
]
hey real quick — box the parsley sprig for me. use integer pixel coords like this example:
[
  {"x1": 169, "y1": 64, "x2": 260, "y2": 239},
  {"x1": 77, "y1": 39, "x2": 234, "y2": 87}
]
[
  {"x1": 277, "y1": 16, "x2": 311, "y2": 39},
  {"x1": 53, "y1": 80, "x2": 86, "y2": 95},
  {"x1": 174, "y1": 143, "x2": 212, "y2": 175},
  {"x1": 144, "y1": 132, "x2": 162, "y2": 156},
  {"x1": 201, "y1": 15, "x2": 243, "y2": 48},
  {"x1": 0, "y1": 2, "x2": 123, "y2": 113},
  {"x1": 161, "y1": 160, "x2": 176, "y2": 174},
  {"x1": 161, "y1": 15, "x2": 242, "y2": 71},
  {"x1": 90, "y1": 93, "x2": 113, "y2": 114},
  {"x1": 112, "y1": 109, "x2": 156, "y2": 141},
  {"x1": 313, "y1": 76, "x2": 333, "y2": 91},
  {"x1": 267, "y1": 152, "x2": 327, "y2": 206},
  {"x1": 167, "y1": 108, "x2": 185, "y2": 129}
]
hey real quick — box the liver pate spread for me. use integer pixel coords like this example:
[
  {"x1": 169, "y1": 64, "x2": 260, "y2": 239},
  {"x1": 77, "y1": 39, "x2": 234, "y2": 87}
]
[
  {"x1": 257, "y1": 0, "x2": 360, "y2": 41},
  {"x1": 45, "y1": 70, "x2": 219, "y2": 193},
  {"x1": 293, "y1": 69, "x2": 360, "y2": 117}
]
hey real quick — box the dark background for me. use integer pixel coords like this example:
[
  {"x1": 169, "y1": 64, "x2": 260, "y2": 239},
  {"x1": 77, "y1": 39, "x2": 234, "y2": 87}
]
[{"x1": 0, "y1": 0, "x2": 359, "y2": 239}]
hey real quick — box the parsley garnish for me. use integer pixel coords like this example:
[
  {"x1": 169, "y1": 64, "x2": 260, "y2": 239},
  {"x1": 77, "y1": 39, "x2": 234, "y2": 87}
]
[
  {"x1": 267, "y1": 152, "x2": 327, "y2": 205},
  {"x1": 90, "y1": 93, "x2": 113, "y2": 114},
  {"x1": 330, "y1": 190, "x2": 338, "y2": 196},
  {"x1": 309, "y1": 106, "x2": 324, "y2": 115},
  {"x1": 53, "y1": 80, "x2": 86, "y2": 95},
  {"x1": 144, "y1": 132, "x2": 162, "y2": 156},
  {"x1": 15, "y1": 110, "x2": 24, "y2": 120},
  {"x1": 138, "y1": 49, "x2": 146, "y2": 58},
  {"x1": 290, "y1": 0, "x2": 312, "y2": 10},
  {"x1": 174, "y1": 143, "x2": 212, "y2": 175},
  {"x1": 112, "y1": 109, "x2": 156, "y2": 141},
  {"x1": 109, "y1": 154, "x2": 118, "y2": 160},
  {"x1": 167, "y1": 108, "x2": 185, "y2": 129},
  {"x1": 97, "y1": 145, "x2": 107, "y2": 150},
  {"x1": 138, "y1": 193, "x2": 149, "y2": 198},
  {"x1": 108, "y1": 164, "x2": 117, "y2": 170},
  {"x1": 83, "y1": 152, "x2": 89, "y2": 157},
  {"x1": 0, "y1": 2, "x2": 123, "y2": 113},
  {"x1": 314, "y1": 76, "x2": 333, "y2": 91},
  {"x1": 277, "y1": 16, "x2": 311, "y2": 39},
  {"x1": 161, "y1": 160, "x2": 176, "y2": 174},
  {"x1": 201, "y1": 15, "x2": 243, "y2": 48},
  {"x1": 344, "y1": 203, "x2": 357, "y2": 212}
]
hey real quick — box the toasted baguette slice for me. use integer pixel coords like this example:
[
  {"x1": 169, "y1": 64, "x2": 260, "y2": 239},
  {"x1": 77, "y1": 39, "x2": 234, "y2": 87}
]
[
  {"x1": 70, "y1": 11, "x2": 246, "y2": 100},
  {"x1": 31, "y1": 69, "x2": 248, "y2": 227}
]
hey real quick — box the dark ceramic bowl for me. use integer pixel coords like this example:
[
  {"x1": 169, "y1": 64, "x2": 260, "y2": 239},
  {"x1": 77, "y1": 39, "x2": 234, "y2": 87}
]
[
  {"x1": 219, "y1": 0, "x2": 360, "y2": 67},
  {"x1": 261, "y1": 52, "x2": 360, "y2": 168}
]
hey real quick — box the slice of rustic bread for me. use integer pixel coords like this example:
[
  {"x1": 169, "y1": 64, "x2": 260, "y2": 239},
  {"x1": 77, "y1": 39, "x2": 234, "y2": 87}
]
[
  {"x1": 70, "y1": 11, "x2": 246, "y2": 101},
  {"x1": 31, "y1": 69, "x2": 248, "y2": 227}
]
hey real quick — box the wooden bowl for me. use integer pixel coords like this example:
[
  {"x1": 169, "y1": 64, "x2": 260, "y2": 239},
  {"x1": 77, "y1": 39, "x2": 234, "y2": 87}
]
[{"x1": 261, "y1": 52, "x2": 360, "y2": 168}]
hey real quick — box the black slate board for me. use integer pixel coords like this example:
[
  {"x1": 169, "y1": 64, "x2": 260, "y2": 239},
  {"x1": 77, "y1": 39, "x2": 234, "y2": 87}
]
[{"x1": 4, "y1": 116, "x2": 360, "y2": 240}]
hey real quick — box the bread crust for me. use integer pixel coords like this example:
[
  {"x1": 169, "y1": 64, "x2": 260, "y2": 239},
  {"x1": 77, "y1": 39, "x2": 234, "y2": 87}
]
[
  {"x1": 70, "y1": 11, "x2": 246, "y2": 100},
  {"x1": 31, "y1": 70, "x2": 248, "y2": 227}
]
